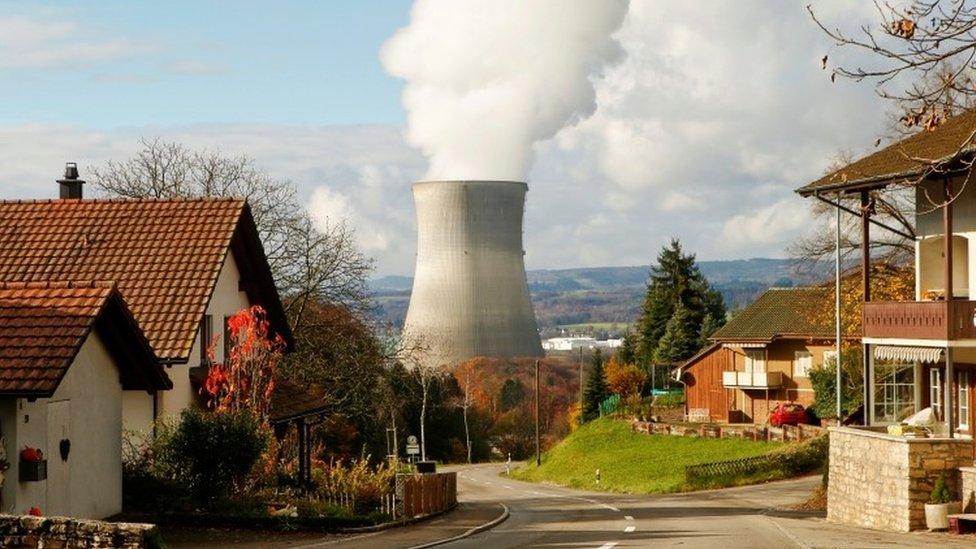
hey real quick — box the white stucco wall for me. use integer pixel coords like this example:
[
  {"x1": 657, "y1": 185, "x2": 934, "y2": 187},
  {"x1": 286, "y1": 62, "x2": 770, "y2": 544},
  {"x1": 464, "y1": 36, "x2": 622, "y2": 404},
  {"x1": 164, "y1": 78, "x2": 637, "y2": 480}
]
[
  {"x1": 0, "y1": 332, "x2": 123, "y2": 519},
  {"x1": 123, "y1": 252, "x2": 252, "y2": 434}
]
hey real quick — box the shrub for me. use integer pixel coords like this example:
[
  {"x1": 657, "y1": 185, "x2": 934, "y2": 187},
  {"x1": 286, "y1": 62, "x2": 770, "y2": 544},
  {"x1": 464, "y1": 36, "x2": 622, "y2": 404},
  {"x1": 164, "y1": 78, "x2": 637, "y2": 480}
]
[
  {"x1": 808, "y1": 348, "x2": 862, "y2": 420},
  {"x1": 312, "y1": 457, "x2": 396, "y2": 514},
  {"x1": 930, "y1": 472, "x2": 952, "y2": 504},
  {"x1": 161, "y1": 408, "x2": 269, "y2": 505},
  {"x1": 653, "y1": 391, "x2": 685, "y2": 409},
  {"x1": 765, "y1": 434, "x2": 828, "y2": 475}
]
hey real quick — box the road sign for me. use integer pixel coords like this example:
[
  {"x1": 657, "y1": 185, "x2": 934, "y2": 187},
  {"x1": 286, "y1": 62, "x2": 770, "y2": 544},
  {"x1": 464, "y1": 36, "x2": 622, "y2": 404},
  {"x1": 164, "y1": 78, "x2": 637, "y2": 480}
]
[{"x1": 406, "y1": 435, "x2": 420, "y2": 456}]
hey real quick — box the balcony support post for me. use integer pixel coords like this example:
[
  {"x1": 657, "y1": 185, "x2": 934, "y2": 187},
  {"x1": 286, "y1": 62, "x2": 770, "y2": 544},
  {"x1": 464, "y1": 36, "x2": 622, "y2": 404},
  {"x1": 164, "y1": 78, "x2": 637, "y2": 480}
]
[
  {"x1": 944, "y1": 177, "x2": 954, "y2": 305},
  {"x1": 860, "y1": 191, "x2": 872, "y2": 425},
  {"x1": 946, "y1": 347, "x2": 956, "y2": 437}
]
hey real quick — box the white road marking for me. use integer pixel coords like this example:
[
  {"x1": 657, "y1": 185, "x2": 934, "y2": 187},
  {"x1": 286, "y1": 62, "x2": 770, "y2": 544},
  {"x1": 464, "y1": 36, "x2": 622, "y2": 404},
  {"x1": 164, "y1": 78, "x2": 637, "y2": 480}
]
[
  {"x1": 502, "y1": 485, "x2": 512, "y2": 489},
  {"x1": 624, "y1": 526, "x2": 636, "y2": 533},
  {"x1": 624, "y1": 515, "x2": 634, "y2": 521},
  {"x1": 597, "y1": 543, "x2": 619, "y2": 549}
]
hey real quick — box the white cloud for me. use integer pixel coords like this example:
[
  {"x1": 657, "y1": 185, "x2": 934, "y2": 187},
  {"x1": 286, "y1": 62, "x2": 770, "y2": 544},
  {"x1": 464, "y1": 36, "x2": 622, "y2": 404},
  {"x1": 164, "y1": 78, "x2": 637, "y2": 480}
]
[
  {"x1": 0, "y1": 1, "x2": 895, "y2": 276},
  {"x1": 720, "y1": 198, "x2": 810, "y2": 250},
  {"x1": 0, "y1": 16, "x2": 135, "y2": 68},
  {"x1": 166, "y1": 60, "x2": 227, "y2": 76}
]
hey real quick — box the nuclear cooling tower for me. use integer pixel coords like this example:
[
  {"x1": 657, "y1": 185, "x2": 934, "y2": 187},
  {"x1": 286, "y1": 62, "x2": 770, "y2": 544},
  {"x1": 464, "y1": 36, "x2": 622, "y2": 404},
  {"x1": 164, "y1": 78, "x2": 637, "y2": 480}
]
[{"x1": 403, "y1": 180, "x2": 544, "y2": 367}]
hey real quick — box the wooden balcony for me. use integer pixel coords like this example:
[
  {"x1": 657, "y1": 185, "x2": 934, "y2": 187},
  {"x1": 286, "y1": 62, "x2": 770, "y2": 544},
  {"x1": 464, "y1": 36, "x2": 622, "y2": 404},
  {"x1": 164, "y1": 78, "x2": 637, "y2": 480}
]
[
  {"x1": 862, "y1": 300, "x2": 976, "y2": 340},
  {"x1": 722, "y1": 371, "x2": 784, "y2": 389}
]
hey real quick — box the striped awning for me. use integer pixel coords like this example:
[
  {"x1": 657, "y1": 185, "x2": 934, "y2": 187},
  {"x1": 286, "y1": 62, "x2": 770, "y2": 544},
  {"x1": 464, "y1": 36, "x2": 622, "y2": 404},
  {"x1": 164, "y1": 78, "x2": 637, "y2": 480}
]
[{"x1": 874, "y1": 345, "x2": 943, "y2": 364}]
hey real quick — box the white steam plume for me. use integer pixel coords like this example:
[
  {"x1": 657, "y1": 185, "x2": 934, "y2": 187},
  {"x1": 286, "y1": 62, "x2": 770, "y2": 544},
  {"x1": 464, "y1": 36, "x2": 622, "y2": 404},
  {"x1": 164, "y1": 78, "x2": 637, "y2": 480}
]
[{"x1": 381, "y1": 0, "x2": 629, "y2": 181}]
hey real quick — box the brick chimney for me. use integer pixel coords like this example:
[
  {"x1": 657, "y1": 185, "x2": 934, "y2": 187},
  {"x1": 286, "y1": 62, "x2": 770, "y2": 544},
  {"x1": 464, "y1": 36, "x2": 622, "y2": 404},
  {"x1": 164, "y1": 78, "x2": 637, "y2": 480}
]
[{"x1": 57, "y1": 162, "x2": 84, "y2": 199}]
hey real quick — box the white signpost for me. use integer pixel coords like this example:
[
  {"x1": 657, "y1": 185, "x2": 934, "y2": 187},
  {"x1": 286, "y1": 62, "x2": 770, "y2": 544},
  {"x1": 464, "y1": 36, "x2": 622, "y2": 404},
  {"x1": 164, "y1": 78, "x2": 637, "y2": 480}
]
[{"x1": 406, "y1": 435, "x2": 420, "y2": 462}]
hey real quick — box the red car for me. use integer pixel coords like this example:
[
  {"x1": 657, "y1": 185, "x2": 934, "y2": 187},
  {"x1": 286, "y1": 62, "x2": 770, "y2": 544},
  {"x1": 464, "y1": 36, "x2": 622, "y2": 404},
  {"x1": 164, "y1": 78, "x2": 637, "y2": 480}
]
[{"x1": 770, "y1": 403, "x2": 808, "y2": 427}]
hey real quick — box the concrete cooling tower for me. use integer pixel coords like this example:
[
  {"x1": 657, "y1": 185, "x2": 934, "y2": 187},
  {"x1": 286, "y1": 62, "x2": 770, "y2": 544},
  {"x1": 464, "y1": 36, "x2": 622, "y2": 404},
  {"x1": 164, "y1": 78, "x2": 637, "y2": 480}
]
[{"x1": 403, "y1": 180, "x2": 544, "y2": 367}]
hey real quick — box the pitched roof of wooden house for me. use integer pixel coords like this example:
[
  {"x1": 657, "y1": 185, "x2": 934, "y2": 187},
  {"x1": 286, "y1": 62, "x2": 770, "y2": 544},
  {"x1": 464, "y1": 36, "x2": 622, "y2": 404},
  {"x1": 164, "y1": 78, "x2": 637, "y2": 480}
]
[
  {"x1": 0, "y1": 198, "x2": 292, "y2": 362},
  {"x1": 797, "y1": 109, "x2": 976, "y2": 196},
  {"x1": 0, "y1": 280, "x2": 169, "y2": 396},
  {"x1": 708, "y1": 287, "x2": 832, "y2": 342}
]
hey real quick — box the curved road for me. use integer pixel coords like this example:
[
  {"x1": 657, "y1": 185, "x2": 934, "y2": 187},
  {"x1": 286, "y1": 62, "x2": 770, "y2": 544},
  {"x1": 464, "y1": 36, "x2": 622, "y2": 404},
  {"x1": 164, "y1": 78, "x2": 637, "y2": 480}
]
[{"x1": 441, "y1": 463, "x2": 973, "y2": 548}]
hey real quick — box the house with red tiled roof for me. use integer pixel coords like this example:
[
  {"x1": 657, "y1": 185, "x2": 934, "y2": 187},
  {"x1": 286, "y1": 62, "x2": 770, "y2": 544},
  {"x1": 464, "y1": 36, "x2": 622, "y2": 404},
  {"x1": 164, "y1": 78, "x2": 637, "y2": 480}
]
[
  {"x1": 0, "y1": 280, "x2": 168, "y2": 518},
  {"x1": 0, "y1": 166, "x2": 291, "y2": 448}
]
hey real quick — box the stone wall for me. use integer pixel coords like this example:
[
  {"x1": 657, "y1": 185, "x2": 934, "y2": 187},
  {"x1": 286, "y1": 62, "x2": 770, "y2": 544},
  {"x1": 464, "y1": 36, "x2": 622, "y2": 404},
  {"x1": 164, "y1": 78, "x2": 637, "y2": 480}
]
[
  {"x1": 0, "y1": 515, "x2": 157, "y2": 548},
  {"x1": 828, "y1": 427, "x2": 972, "y2": 532},
  {"x1": 961, "y1": 466, "x2": 976, "y2": 512}
]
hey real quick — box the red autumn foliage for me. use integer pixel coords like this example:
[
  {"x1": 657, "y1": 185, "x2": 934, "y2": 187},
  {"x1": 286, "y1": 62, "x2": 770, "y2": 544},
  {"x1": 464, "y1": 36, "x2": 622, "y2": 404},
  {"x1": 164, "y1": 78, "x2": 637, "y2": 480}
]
[{"x1": 201, "y1": 305, "x2": 285, "y2": 421}]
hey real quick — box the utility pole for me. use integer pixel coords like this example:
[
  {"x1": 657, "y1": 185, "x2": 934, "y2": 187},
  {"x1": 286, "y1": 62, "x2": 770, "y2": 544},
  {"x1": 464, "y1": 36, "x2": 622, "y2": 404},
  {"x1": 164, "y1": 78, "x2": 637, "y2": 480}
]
[
  {"x1": 578, "y1": 347, "x2": 584, "y2": 410},
  {"x1": 535, "y1": 359, "x2": 541, "y2": 466}
]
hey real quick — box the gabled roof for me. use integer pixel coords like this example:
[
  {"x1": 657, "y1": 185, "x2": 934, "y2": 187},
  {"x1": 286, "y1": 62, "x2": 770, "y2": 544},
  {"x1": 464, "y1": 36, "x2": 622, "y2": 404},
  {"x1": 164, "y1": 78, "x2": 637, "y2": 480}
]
[
  {"x1": 797, "y1": 109, "x2": 976, "y2": 196},
  {"x1": 0, "y1": 281, "x2": 169, "y2": 396},
  {"x1": 708, "y1": 287, "x2": 832, "y2": 342},
  {"x1": 0, "y1": 198, "x2": 292, "y2": 361}
]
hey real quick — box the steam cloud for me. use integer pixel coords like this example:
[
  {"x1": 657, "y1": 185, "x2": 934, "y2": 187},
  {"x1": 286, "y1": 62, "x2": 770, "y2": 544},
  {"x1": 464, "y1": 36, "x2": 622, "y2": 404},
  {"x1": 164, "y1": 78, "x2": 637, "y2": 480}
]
[{"x1": 381, "y1": 0, "x2": 629, "y2": 181}]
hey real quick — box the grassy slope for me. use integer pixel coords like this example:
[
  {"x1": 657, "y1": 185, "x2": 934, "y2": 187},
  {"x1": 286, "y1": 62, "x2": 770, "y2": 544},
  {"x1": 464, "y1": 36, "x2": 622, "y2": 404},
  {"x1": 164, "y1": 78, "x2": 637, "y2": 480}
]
[{"x1": 511, "y1": 418, "x2": 782, "y2": 494}]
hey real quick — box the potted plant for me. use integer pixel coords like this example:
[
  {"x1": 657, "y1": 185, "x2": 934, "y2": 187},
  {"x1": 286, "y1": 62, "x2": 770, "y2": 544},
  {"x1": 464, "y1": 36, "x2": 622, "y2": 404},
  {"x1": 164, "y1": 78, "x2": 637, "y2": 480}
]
[{"x1": 925, "y1": 473, "x2": 962, "y2": 530}]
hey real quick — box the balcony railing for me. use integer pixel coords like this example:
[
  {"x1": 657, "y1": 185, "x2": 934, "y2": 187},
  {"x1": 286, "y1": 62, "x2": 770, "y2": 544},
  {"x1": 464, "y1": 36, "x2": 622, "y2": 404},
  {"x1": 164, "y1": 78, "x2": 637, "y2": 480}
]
[
  {"x1": 862, "y1": 300, "x2": 976, "y2": 340},
  {"x1": 722, "y1": 371, "x2": 784, "y2": 389}
]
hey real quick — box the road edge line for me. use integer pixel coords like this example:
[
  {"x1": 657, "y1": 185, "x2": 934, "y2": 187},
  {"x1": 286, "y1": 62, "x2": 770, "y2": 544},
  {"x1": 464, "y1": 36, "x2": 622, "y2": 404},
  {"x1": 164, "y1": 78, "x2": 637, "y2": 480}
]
[{"x1": 407, "y1": 503, "x2": 510, "y2": 549}]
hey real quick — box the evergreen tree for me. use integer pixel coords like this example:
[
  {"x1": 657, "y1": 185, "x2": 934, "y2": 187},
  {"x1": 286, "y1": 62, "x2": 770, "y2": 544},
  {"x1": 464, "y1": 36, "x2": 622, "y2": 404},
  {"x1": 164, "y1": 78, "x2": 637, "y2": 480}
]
[
  {"x1": 618, "y1": 332, "x2": 636, "y2": 364},
  {"x1": 635, "y1": 239, "x2": 727, "y2": 369},
  {"x1": 697, "y1": 312, "x2": 721, "y2": 349},
  {"x1": 653, "y1": 302, "x2": 699, "y2": 365},
  {"x1": 581, "y1": 349, "x2": 609, "y2": 422}
]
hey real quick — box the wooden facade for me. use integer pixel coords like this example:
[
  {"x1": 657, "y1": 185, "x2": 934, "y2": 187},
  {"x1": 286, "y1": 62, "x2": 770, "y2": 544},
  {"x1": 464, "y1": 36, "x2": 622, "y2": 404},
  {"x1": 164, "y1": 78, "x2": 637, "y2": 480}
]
[{"x1": 682, "y1": 339, "x2": 822, "y2": 424}]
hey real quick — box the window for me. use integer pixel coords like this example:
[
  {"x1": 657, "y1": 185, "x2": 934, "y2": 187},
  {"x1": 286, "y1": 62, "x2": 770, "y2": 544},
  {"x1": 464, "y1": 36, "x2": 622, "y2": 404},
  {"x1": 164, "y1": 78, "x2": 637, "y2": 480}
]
[
  {"x1": 199, "y1": 314, "x2": 213, "y2": 366},
  {"x1": 959, "y1": 371, "x2": 970, "y2": 430},
  {"x1": 794, "y1": 351, "x2": 813, "y2": 378},
  {"x1": 223, "y1": 315, "x2": 232, "y2": 364},
  {"x1": 873, "y1": 361, "x2": 917, "y2": 424},
  {"x1": 930, "y1": 368, "x2": 943, "y2": 420},
  {"x1": 744, "y1": 349, "x2": 765, "y2": 373}
]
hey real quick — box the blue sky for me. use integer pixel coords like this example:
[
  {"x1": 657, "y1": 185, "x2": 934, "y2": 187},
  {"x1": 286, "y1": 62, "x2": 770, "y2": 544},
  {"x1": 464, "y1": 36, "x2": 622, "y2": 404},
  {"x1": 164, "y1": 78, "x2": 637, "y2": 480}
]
[
  {"x1": 1, "y1": 2, "x2": 890, "y2": 276},
  {"x1": 0, "y1": 1, "x2": 410, "y2": 128}
]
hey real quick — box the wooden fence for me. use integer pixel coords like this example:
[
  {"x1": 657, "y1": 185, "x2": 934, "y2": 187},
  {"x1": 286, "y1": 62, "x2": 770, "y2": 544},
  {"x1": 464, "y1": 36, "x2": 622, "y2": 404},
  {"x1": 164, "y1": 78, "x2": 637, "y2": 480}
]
[
  {"x1": 632, "y1": 420, "x2": 825, "y2": 442},
  {"x1": 397, "y1": 472, "x2": 458, "y2": 518},
  {"x1": 684, "y1": 455, "x2": 774, "y2": 481},
  {"x1": 321, "y1": 472, "x2": 457, "y2": 520}
]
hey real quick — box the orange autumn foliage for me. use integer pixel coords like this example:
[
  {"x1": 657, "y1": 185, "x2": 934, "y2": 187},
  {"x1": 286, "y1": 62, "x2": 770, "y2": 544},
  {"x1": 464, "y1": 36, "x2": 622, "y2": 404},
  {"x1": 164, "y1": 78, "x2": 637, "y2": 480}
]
[
  {"x1": 202, "y1": 305, "x2": 286, "y2": 421},
  {"x1": 604, "y1": 355, "x2": 646, "y2": 398},
  {"x1": 809, "y1": 262, "x2": 915, "y2": 349}
]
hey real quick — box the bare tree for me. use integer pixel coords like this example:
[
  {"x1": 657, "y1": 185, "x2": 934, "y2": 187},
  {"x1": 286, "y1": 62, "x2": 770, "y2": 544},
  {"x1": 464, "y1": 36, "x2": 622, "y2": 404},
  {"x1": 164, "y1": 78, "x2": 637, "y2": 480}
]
[
  {"x1": 456, "y1": 372, "x2": 473, "y2": 464},
  {"x1": 395, "y1": 333, "x2": 438, "y2": 462},
  {"x1": 810, "y1": 1, "x2": 976, "y2": 132},
  {"x1": 91, "y1": 137, "x2": 373, "y2": 330},
  {"x1": 789, "y1": 152, "x2": 917, "y2": 270}
]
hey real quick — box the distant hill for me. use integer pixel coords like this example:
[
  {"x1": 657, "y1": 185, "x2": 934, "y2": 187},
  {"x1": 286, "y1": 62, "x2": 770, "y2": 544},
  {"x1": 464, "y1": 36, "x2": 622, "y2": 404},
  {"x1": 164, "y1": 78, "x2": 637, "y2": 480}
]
[{"x1": 369, "y1": 258, "x2": 827, "y2": 331}]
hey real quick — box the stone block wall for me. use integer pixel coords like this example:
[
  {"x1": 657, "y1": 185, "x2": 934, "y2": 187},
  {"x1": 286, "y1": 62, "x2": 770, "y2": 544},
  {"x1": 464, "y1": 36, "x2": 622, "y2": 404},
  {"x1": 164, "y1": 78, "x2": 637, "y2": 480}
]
[
  {"x1": 961, "y1": 466, "x2": 976, "y2": 512},
  {"x1": 827, "y1": 427, "x2": 972, "y2": 532},
  {"x1": 0, "y1": 514, "x2": 157, "y2": 548}
]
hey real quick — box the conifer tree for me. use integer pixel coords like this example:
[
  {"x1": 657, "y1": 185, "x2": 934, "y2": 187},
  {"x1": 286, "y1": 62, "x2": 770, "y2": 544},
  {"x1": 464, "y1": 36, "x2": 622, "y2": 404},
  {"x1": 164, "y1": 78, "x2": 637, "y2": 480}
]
[
  {"x1": 635, "y1": 239, "x2": 727, "y2": 371},
  {"x1": 581, "y1": 349, "x2": 609, "y2": 422}
]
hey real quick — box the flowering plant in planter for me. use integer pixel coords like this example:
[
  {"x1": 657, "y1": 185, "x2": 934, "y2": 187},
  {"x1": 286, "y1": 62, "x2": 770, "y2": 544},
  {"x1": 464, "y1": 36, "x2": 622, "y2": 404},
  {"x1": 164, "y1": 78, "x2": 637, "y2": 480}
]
[{"x1": 19, "y1": 447, "x2": 43, "y2": 462}]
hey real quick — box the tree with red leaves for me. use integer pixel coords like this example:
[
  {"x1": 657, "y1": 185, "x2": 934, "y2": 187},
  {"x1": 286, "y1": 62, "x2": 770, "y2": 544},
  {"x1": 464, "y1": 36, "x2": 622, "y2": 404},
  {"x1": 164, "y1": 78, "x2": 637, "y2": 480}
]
[{"x1": 202, "y1": 305, "x2": 285, "y2": 421}]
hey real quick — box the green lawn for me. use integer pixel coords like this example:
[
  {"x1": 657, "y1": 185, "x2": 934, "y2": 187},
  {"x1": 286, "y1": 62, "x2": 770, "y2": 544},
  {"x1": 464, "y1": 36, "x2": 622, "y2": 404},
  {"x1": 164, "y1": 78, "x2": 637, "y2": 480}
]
[{"x1": 511, "y1": 418, "x2": 783, "y2": 494}]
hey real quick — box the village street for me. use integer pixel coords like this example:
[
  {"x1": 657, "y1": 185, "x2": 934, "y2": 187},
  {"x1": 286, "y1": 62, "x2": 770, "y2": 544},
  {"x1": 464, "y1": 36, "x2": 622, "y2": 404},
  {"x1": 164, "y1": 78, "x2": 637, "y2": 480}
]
[{"x1": 384, "y1": 463, "x2": 976, "y2": 549}]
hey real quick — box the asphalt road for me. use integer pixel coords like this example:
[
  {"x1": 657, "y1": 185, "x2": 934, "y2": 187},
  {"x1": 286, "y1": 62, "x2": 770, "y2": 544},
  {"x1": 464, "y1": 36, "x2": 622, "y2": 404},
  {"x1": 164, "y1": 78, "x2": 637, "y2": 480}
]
[{"x1": 442, "y1": 463, "x2": 976, "y2": 548}]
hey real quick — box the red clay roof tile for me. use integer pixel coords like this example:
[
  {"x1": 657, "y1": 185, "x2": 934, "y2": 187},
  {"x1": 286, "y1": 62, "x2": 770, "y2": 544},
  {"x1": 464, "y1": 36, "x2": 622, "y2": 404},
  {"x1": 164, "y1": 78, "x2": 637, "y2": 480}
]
[{"x1": 0, "y1": 198, "x2": 245, "y2": 360}]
